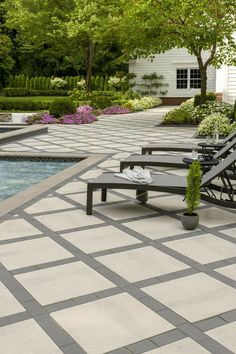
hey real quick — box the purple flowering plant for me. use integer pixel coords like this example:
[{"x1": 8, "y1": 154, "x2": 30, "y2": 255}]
[
  {"x1": 77, "y1": 105, "x2": 94, "y2": 114},
  {"x1": 27, "y1": 105, "x2": 96, "y2": 125},
  {"x1": 102, "y1": 106, "x2": 131, "y2": 115}
]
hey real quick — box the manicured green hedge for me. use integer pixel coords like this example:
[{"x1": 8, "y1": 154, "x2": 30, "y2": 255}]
[
  {"x1": 2, "y1": 88, "x2": 69, "y2": 97},
  {"x1": 0, "y1": 100, "x2": 50, "y2": 111},
  {"x1": 194, "y1": 93, "x2": 216, "y2": 107}
]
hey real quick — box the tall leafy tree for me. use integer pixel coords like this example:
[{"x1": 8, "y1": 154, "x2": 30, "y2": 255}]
[
  {"x1": 0, "y1": 0, "x2": 14, "y2": 86},
  {"x1": 65, "y1": 0, "x2": 122, "y2": 90},
  {"x1": 121, "y1": 0, "x2": 236, "y2": 103},
  {"x1": 4, "y1": 0, "x2": 123, "y2": 90}
]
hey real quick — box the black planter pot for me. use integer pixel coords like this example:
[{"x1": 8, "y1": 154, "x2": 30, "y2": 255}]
[{"x1": 181, "y1": 212, "x2": 199, "y2": 230}]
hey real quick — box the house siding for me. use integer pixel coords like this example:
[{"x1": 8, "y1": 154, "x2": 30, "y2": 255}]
[
  {"x1": 129, "y1": 48, "x2": 216, "y2": 98},
  {"x1": 222, "y1": 66, "x2": 236, "y2": 104}
]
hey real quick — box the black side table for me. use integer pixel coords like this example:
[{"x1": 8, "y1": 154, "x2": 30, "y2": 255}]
[
  {"x1": 183, "y1": 157, "x2": 219, "y2": 172},
  {"x1": 198, "y1": 142, "x2": 226, "y2": 156}
]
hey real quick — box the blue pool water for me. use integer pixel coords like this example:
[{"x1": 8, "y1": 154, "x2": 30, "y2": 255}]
[{"x1": 0, "y1": 159, "x2": 75, "y2": 201}]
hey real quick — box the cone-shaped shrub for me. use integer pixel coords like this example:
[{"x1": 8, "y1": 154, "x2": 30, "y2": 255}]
[{"x1": 185, "y1": 161, "x2": 202, "y2": 214}]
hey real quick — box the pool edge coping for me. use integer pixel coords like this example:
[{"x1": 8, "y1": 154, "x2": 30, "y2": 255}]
[
  {"x1": 0, "y1": 125, "x2": 48, "y2": 145},
  {"x1": 0, "y1": 153, "x2": 107, "y2": 219}
]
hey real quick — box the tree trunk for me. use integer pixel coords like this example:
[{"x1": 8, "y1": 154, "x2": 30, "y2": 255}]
[
  {"x1": 196, "y1": 55, "x2": 207, "y2": 105},
  {"x1": 86, "y1": 41, "x2": 94, "y2": 92},
  {"x1": 199, "y1": 66, "x2": 207, "y2": 105}
]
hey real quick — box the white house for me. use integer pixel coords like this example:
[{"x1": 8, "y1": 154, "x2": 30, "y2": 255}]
[{"x1": 129, "y1": 48, "x2": 236, "y2": 105}]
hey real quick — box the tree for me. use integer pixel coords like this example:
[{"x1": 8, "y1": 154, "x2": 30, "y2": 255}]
[
  {"x1": 4, "y1": 0, "x2": 124, "y2": 91},
  {"x1": 121, "y1": 0, "x2": 236, "y2": 104},
  {"x1": 0, "y1": 0, "x2": 14, "y2": 86},
  {"x1": 0, "y1": 34, "x2": 14, "y2": 87}
]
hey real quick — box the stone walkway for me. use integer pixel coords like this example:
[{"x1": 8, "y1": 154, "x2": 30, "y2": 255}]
[{"x1": 0, "y1": 107, "x2": 236, "y2": 354}]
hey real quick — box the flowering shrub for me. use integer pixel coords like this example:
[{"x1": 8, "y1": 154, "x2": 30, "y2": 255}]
[
  {"x1": 198, "y1": 113, "x2": 230, "y2": 136},
  {"x1": 40, "y1": 113, "x2": 58, "y2": 124},
  {"x1": 102, "y1": 106, "x2": 131, "y2": 115},
  {"x1": 77, "y1": 79, "x2": 86, "y2": 89},
  {"x1": 77, "y1": 105, "x2": 94, "y2": 114},
  {"x1": 50, "y1": 77, "x2": 67, "y2": 89},
  {"x1": 108, "y1": 76, "x2": 126, "y2": 90},
  {"x1": 61, "y1": 112, "x2": 96, "y2": 124},
  {"x1": 124, "y1": 96, "x2": 162, "y2": 112},
  {"x1": 162, "y1": 107, "x2": 192, "y2": 125},
  {"x1": 162, "y1": 99, "x2": 234, "y2": 126},
  {"x1": 192, "y1": 101, "x2": 234, "y2": 124},
  {"x1": 228, "y1": 121, "x2": 236, "y2": 133},
  {"x1": 26, "y1": 113, "x2": 58, "y2": 125},
  {"x1": 26, "y1": 111, "x2": 96, "y2": 125}
]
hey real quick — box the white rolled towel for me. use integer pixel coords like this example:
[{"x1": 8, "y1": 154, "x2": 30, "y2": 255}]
[{"x1": 115, "y1": 166, "x2": 153, "y2": 184}]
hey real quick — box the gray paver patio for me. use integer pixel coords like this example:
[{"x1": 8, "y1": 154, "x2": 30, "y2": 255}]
[{"x1": 0, "y1": 107, "x2": 236, "y2": 353}]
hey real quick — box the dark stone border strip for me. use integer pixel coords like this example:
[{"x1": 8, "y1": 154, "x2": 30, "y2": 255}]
[{"x1": 0, "y1": 153, "x2": 107, "y2": 219}]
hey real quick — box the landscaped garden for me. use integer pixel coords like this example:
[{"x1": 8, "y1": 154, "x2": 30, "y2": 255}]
[{"x1": 162, "y1": 95, "x2": 236, "y2": 136}]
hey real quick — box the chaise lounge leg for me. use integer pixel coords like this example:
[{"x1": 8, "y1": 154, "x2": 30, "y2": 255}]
[
  {"x1": 101, "y1": 188, "x2": 107, "y2": 202},
  {"x1": 136, "y1": 189, "x2": 148, "y2": 203},
  {"x1": 86, "y1": 185, "x2": 93, "y2": 215}
]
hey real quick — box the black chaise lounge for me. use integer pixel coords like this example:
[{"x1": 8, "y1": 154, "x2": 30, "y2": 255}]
[
  {"x1": 141, "y1": 130, "x2": 236, "y2": 155},
  {"x1": 120, "y1": 138, "x2": 236, "y2": 171},
  {"x1": 86, "y1": 151, "x2": 236, "y2": 215}
]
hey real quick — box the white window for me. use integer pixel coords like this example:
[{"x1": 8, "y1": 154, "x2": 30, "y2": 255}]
[{"x1": 176, "y1": 68, "x2": 201, "y2": 89}]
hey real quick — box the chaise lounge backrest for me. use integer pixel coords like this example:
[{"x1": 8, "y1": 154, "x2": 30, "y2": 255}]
[
  {"x1": 202, "y1": 150, "x2": 236, "y2": 186},
  {"x1": 223, "y1": 130, "x2": 236, "y2": 144},
  {"x1": 214, "y1": 138, "x2": 236, "y2": 159}
]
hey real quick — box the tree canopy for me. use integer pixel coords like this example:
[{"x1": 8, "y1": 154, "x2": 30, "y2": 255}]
[
  {"x1": 3, "y1": 0, "x2": 125, "y2": 89},
  {"x1": 121, "y1": 0, "x2": 236, "y2": 102},
  {"x1": 1, "y1": 0, "x2": 236, "y2": 98}
]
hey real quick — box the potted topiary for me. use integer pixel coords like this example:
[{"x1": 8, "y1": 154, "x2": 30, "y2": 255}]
[{"x1": 181, "y1": 161, "x2": 202, "y2": 230}]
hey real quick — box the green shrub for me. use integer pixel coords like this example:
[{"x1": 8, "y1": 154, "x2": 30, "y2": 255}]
[
  {"x1": 124, "y1": 96, "x2": 162, "y2": 112},
  {"x1": 122, "y1": 90, "x2": 141, "y2": 100},
  {"x1": 29, "y1": 90, "x2": 68, "y2": 96},
  {"x1": 198, "y1": 113, "x2": 230, "y2": 136},
  {"x1": 194, "y1": 92, "x2": 217, "y2": 107},
  {"x1": 162, "y1": 107, "x2": 192, "y2": 125},
  {"x1": 228, "y1": 121, "x2": 236, "y2": 133},
  {"x1": 49, "y1": 98, "x2": 76, "y2": 118},
  {"x1": 163, "y1": 100, "x2": 234, "y2": 126},
  {"x1": 192, "y1": 101, "x2": 234, "y2": 124},
  {"x1": 2, "y1": 88, "x2": 69, "y2": 97},
  {"x1": 186, "y1": 161, "x2": 202, "y2": 214},
  {"x1": 90, "y1": 96, "x2": 113, "y2": 109},
  {"x1": 2, "y1": 88, "x2": 30, "y2": 97},
  {"x1": 0, "y1": 100, "x2": 49, "y2": 111}
]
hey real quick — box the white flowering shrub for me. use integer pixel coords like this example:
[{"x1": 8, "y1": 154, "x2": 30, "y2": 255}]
[
  {"x1": 124, "y1": 96, "x2": 162, "y2": 111},
  {"x1": 77, "y1": 79, "x2": 86, "y2": 89},
  {"x1": 108, "y1": 76, "x2": 126, "y2": 90},
  {"x1": 198, "y1": 113, "x2": 230, "y2": 136},
  {"x1": 228, "y1": 121, "x2": 236, "y2": 133},
  {"x1": 50, "y1": 77, "x2": 67, "y2": 89}
]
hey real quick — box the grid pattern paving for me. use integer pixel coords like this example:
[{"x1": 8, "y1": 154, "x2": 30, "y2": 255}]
[{"x1": 0, "y1": 107, "x2": 236, "y2": 354}]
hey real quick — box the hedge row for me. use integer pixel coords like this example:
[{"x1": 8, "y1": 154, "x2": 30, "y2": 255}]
[
  {"x1": 0, "y1": 100, "x2": 51, "y2": 111},
  {"x1": 2, "y1": 88, "x2": 69, "y2": 97},
  {"x1": 7, "y1": 74, "x2": 110, "y2": 91}
]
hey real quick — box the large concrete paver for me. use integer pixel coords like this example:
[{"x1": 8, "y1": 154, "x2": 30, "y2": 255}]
[{"x1": 0, "y1": 107, "x2": 236, "y2": 353}]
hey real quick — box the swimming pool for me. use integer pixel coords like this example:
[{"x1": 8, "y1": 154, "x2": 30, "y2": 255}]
[{"x1": 0, "y1": 159, "x2": 75, "y2": 201}]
